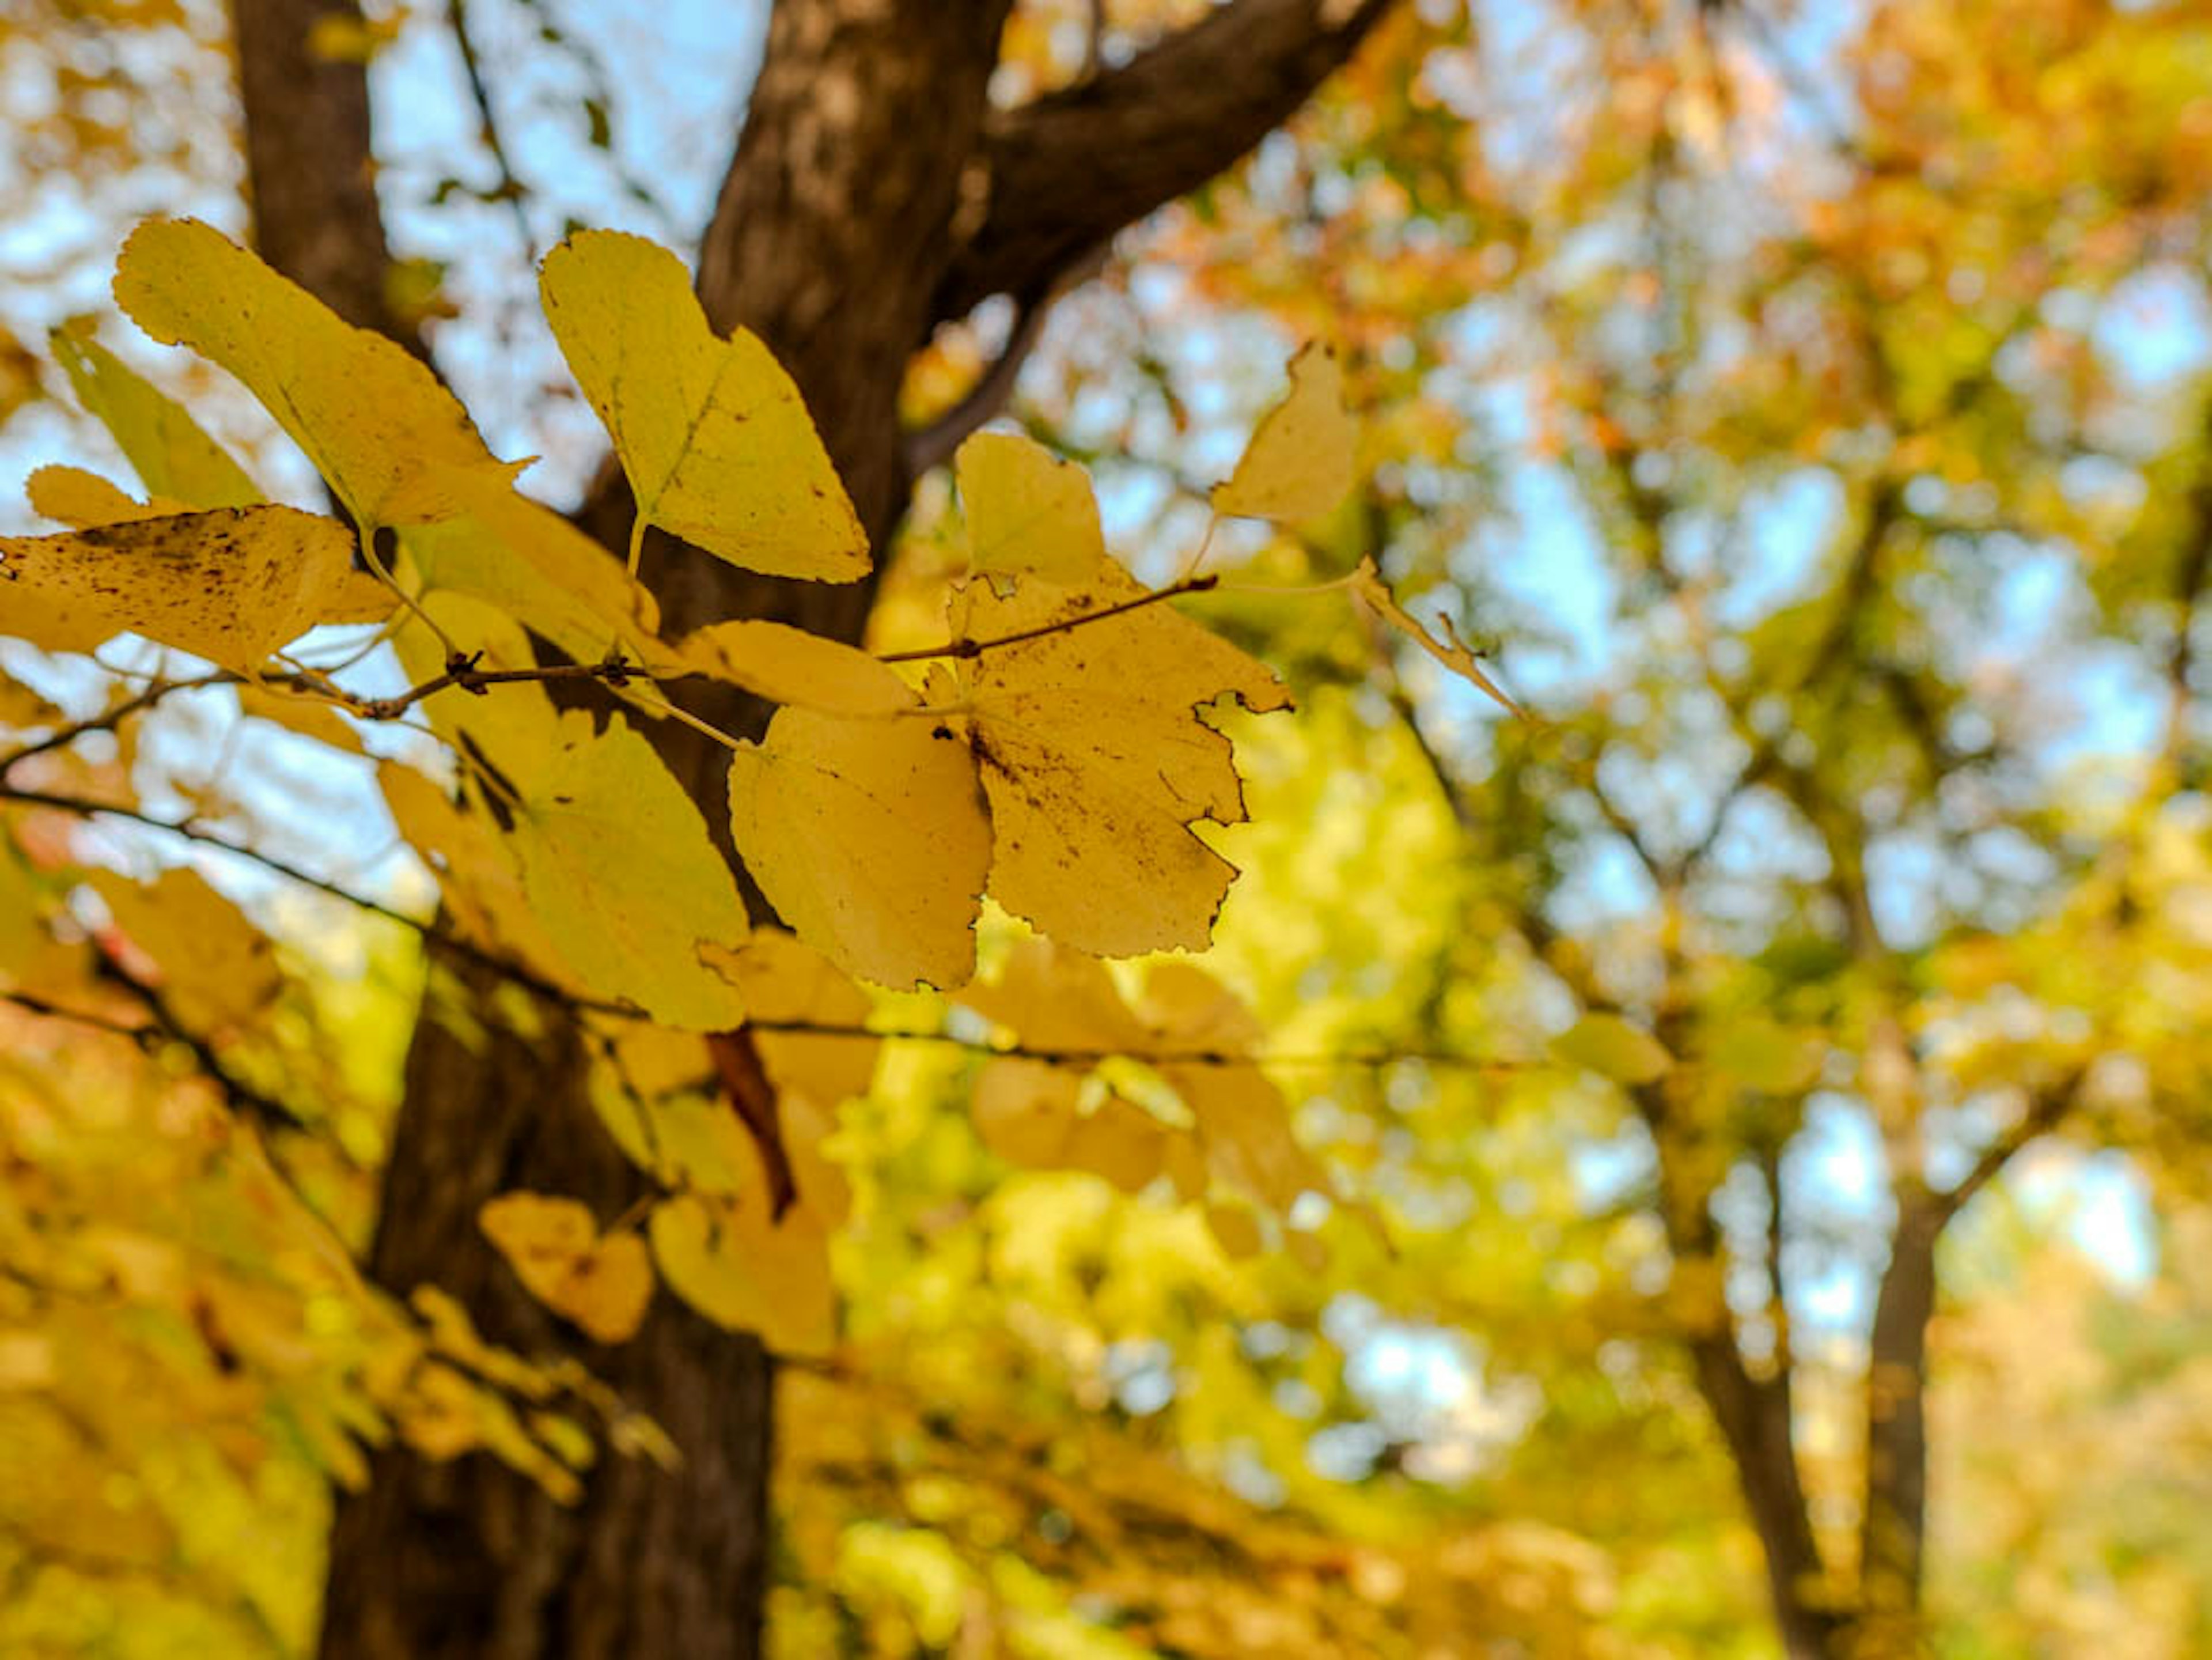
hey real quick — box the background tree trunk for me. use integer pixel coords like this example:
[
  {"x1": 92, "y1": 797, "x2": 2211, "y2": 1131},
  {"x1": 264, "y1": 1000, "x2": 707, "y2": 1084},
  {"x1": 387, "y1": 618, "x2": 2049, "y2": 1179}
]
[{"x1": 319, "y1": 6, "x2": 1013, "y2": 1654}]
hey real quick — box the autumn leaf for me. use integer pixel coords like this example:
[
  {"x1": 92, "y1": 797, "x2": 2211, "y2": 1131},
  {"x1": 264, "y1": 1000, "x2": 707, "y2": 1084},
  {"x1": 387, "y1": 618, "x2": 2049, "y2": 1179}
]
[
  {"x1": 956, "y1": 430, "x2": 1107, "y2": 589},
  {"x1": 960, "y1": 943, "x2": 1331, "y2": 1219},
  {"x1": 400, "y1": 471, "x2": 673, "y2": 674},
  {"x1": 650, "y1": 1188, "x2": 836, "y2": 1357},
  {"x1": 972, "y1": 1057, "x2": 1171, "y2": 1195},
  {"x1": 50, "y1": 322, "x2": 262, "y2": 509},
  {"x1": 1211, "y1": 341, "x2": 1357, "y2": 524},
  {"x1": 1550, "y1": 1014, "x2": 1673, "y2": 1085},
  {"x1": 24, "y1": 464, "x2": 180, "y2": 528},
  {"x1": 506, "y1": 710, "x2": 752, "y2": 1030},
  {"x1": 1351, "y1": 557, "x2": 1524, "y2": 718},
  {"x1": 957, "y1": 561, "x2": 1291, "y2": 956},
  {"x1": 89, "y1": 867, "x2": 283, "y2": 1033},
  {"x1": 726, "y1": 704, "x2": 991, "y2": 990},
  {"x1": 479, "y1": 1192, "x2": 654, "y2": 1345},
  {"x1": 113, "y1": 218, "x2": 522, "y2": 527},
  {"x1": 538, "y1": 230, "x2": 867, "y2": 580},
  {"x1": 0, "y1": 506, "x2": 359, "y2": 672},
  {"x1": 680, "y1": 619, "x2": 915, "y2": 716}
]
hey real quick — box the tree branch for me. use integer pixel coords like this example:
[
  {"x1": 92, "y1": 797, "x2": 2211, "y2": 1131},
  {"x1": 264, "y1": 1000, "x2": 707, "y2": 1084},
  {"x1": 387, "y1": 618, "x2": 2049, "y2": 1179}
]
[{"x1": 931, "y1": 0, "x2": 1404, "y2": 323}]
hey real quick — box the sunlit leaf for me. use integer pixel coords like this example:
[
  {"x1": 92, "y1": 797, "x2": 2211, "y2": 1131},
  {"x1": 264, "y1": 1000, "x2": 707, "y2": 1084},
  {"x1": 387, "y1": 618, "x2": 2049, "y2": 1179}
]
[
  {"x1": 1211, "y1": 342, "x2": 1356, "y2": 523},
  {"x1": 538, "y1": 230, "x2": 866, "y2": 580}
]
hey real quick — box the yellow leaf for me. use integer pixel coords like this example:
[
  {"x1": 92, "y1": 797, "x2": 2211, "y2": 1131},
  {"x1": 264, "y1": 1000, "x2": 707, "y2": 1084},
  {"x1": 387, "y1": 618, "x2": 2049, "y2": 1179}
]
[
  {"x1": 962, "y1": 944, "x2": 1332, "y2": 1219},
  {"x1": 650, "y1": 1189, "x2": 835, "y2": 1356},
  {"x1": 1211, "y1": 342, "x2": 1356, "y2": 523},
  {"x1": 1351, "y1": 557, "x2": 1524, "y2": 718},
  {"x1": 509, "y1": 710, "x2": 752, "y2": 1029},
  {"x1": 726, "y1": 705, "x2": 991, "y2": 990},
  {"x1": 324, "y1": 567, "x2": 403, "y2": 626},
  {"x1": 538, "y1": 230, "x2": 866, "y2": 580},
  {"x1": 704, "y1": 929, "x2": 882, "y2": 1106},
  {"x1": 959, "y1": 939, "x2": 1152, "y2": 1056},
  {"x1": 1205, "y1": 1201, "x2": 1264, "y2": 1260},
  {"x1": 24, "y1": 465, "x2": 181, "y2": 528},
  {"x1": 479, "y1": 1193, "x2": 654, "y2": 1345},
  {"x1": 1551, "y1": 1013, "x2": 1673, "y2": 1085},
  {"x1": 90, "y1": 867, "x2": 283, "y2": 1031},
  {"x1": 958, "y1": 563, "x2": 1290, "y2": 956},
  {"x1": 50, "y1": 323, "x2": 262, "y2": 508},
  {"x1": 113, "y1": 218, "x2": 521, "y2": 526},
  {"x1": 956, "y1": 430, "x2": 1106, "y2": 588},
  {"x1": 679, "y1": 619, "x2": 914, "y2": 716},
  {"x1": 0, "y1": 506, "x2": 358, "y2": 673},
  {"x1": 972, "y1": 1058, "x2": 1168, "y2": 1194},
  {"x1": 1706, "y1": 1016, "x2": 1825, "y2": 1095},
  {"x1": 401, "y1": 476, "x2": 673, "y2": 678}
]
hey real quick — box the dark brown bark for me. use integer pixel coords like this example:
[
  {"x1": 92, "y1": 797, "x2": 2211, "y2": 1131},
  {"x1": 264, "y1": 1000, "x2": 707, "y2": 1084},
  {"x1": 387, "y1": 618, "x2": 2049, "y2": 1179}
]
[
  {"x1": 1690, "y1": 1334, "x2": 1844, "y2": 1660},
  {"x1": 320, "y1": 6, "x2": 1014, "y2": 1655},
  {"x1": 231, "y1": 0, "x2": 420, "y2": 349},
  {"x1": 233, "y1": 1, "x2": 1410, "y2": 1653},
  {"x1": 1855, "y1": 1198, "x2": 1938, "y2": 1658},
  {"x1": 934, "y1": 0, "x2": 1401, "y2": 322}
]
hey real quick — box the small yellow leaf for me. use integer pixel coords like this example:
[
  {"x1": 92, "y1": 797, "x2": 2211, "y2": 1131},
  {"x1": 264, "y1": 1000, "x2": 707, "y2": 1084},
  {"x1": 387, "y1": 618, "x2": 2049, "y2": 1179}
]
[
  {"x1": 1551, "y1": 1013, "x2": 1674, "y2": 1085},
  {"x1": 726, "y1": 706, "x2": 991, "y2": 990},
  {"x1": 1205, "y1": 1202, "x2": 1264, "y2": 1260},
  {"x1": 959, "y1": 564, "x2": 1290, "y2": 956},
  {"x1": 509, "y1": 710, "x2": 752, "y2": 1029},
  {"x1": 479, "y1": 1192, "x2": 655, "y2": 1346},
  {"x1": 956, "y1": 431, "x2": 1106, "y2": 588},
  {"x1": 401, "y1": 475, "x2": 671, "y2": 676},
  {"x1": 50, "y1": 323, "x2": 262, "y2": 508},
  {"x1": 114, "y1": 218, "x2": 520, "y2": 526},
  {"x1": 539, "y1": 230, "x2": 866, "y2": 580},
  {"x1": 679, "y1": 619, "x2": 913, "y2": 716},
  {"x1": 1707, "y1": 1016, "x2": 1825, "y2": 1095},
  {"x1": 24, "y1": 465, "x2": 180, "y2": 529},
  {"x1": 1351, "y1": 557, "x2": 1524, "y2": 717},
  {"x1": 704, "y1": 929, "x2": 882, "y2": 1106},
  {"x1": 1211, "y1": 342, "x2": 1356, "y2": 523},
  {"x1": 0, "y1": 506, "x2": 357, "y2": 672},
  {"x1": 972, "y1": 1058, "x2": 1167, "y2": 1194},
  {"x1": 90, "y1": 867, "x2": 283, "y2": 1031},
  {"x1": 650, "y1": 1189, "x2": 835, "y2": 1357},
  {"x1": 322, "y1": 568, "x2": 402, "y2": 626}
]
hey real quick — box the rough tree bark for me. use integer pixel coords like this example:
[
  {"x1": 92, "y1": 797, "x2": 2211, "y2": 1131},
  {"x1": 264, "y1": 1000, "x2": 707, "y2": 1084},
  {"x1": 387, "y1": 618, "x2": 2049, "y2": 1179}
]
[{"x1": 211, "y1": 3, "x2": 1403, "y2": 1656}]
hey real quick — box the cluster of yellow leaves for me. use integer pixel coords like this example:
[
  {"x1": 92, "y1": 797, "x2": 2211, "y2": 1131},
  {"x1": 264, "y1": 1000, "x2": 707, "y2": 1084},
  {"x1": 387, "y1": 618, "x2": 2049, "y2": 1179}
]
[
  {"x1": 0, "y1": 216, "x2": 1372, "y2": 1407},
  {"x1": 959, "y1": 941, "x2": 1336, "y2": 1256}
]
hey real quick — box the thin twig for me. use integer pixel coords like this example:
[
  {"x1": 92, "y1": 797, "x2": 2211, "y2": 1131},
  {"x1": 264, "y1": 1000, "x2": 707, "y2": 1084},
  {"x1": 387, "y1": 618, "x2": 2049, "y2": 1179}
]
[
  {"x1": 449, "y1": 0, "x2": 536, "y2": 256},
  {"x1": 879, "y1": 573, "x2": 1219, "y2": 663},
  {"x1": 0, "y1": 674, "x2": 230, "y2": 778}
]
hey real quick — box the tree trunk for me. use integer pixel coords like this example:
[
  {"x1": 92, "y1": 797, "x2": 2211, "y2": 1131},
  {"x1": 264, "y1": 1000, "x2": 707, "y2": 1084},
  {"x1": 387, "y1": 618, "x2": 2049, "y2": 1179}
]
[
  {"x1": 261, "y1": 1, "x2": 1406, "y2": 1650},
  {"x1": 319, "y1": 6, "x2": 1014, "y2": 1655},
  {"x1": 1854, "y1": 1200, "x2": 1939, "y2": 1659}
]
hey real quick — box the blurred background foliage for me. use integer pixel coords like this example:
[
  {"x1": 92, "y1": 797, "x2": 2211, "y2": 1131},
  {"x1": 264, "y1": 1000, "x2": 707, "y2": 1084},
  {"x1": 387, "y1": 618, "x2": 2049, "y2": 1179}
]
[{"x1": 2, "y1": 0, "x2": 2210, "y2": 1654}]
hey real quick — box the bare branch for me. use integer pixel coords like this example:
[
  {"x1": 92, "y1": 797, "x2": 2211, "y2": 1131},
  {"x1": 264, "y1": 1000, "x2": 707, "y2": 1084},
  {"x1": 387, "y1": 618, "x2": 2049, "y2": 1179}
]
[
  {"x1": 932, "y1": 0, "x2": 1403, "y2": 322},
  {"x1": 448, "y1": 0, "x2": 536, "y2": 258}
]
